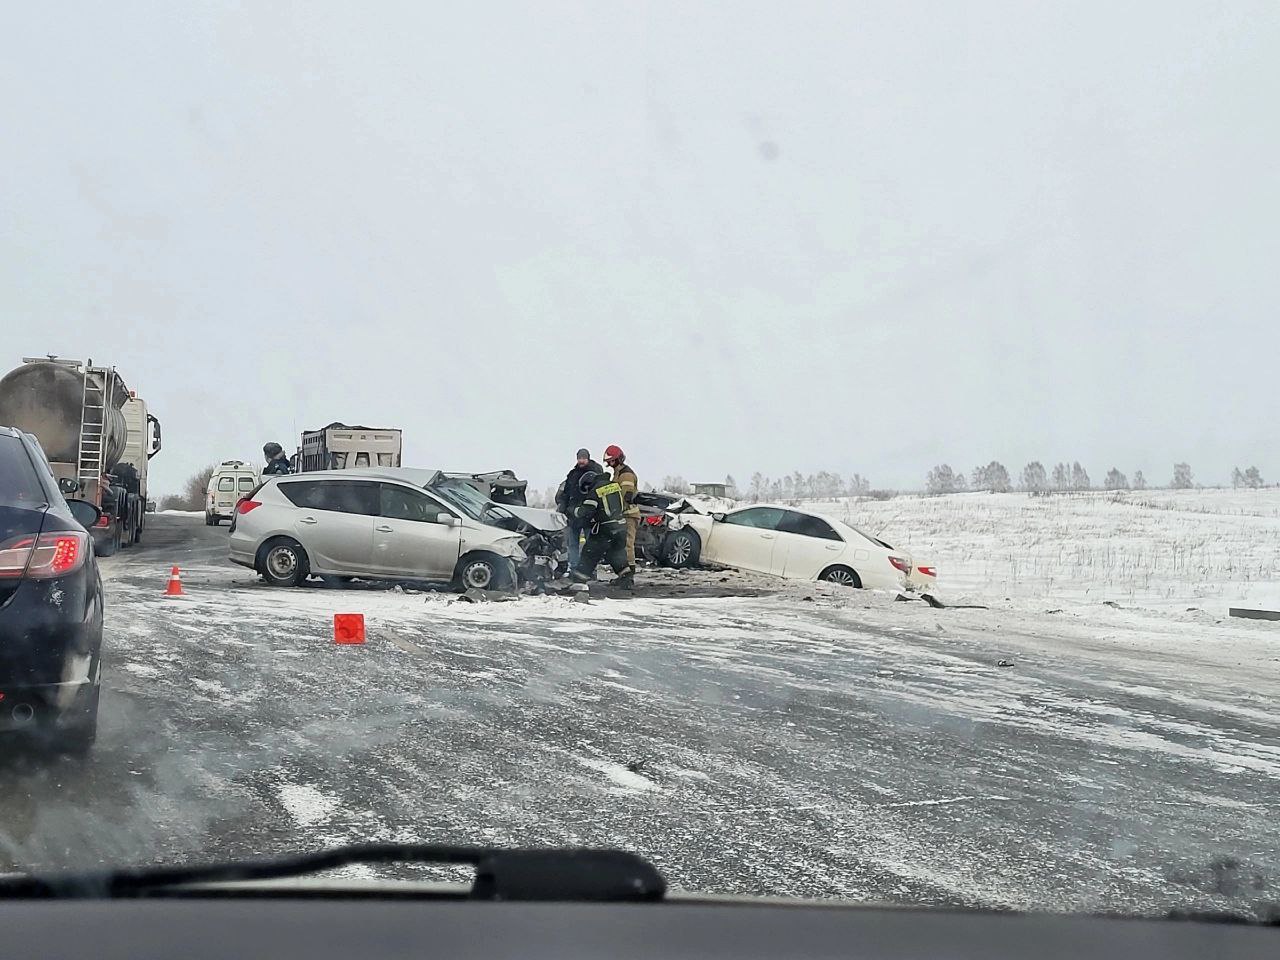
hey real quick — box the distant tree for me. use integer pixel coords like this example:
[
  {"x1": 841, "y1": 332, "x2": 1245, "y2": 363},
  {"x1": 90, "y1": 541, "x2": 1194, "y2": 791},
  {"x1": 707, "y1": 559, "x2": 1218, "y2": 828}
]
[
  {"x1": 792, "y1": 471, "x2": 809, "y2": 499},
  {"x1": 1132, "y1": 470, "x2": 1147, "y2": 490},
  {"x1": 1052, "y1": 462, "x2": 1070, "y2": 491},
  {"x1": 781, "y1": 474, "x2": 794, "y2": 499},
  {"x1": 1171, "y1": 462, "x2": 1193, "y2": 489},
  {"x1": 724, "y1": 474, "x2": 739, "y2": 497},
  {"x1": 1071, "y1": 462, "x2": 1090, "y2": 490},
  {"x1": 970, "y1": 461, "x2": 1009, "y2": 492},
  {"x1": 925, "y1": 464, "x2": 959, "y2": 496},
  {"x1": 1104, "y1": 468, "x2": 1129, "y2": 491},
  {"x1": 161, "y1": 464, "x2": 218, "y2": 511},
  {"x1": 1245, "y1": 466, "x2": 1264, "y2": 489},
  {"x1": 1231, "y1": 467, "x2": 1245, "y2": 489},
  {"x1": 813, "y1": 471, "x2": 842, "y2": 499},
  {"x1": 1021, "y1": 461, "x2": 1048, "y2": 495},
  {"x1": 768, "y1": 478, "x2": 784, "y2": 500},
  {"x1": 748, "y1": 472, "x2": 767, "y2": 503},
  {"x1": 661, "y1": 475, "x2": 690, "y2": 495},
  {"x1": 847, "y1": 473, "x2": 871, "y2": 497}
]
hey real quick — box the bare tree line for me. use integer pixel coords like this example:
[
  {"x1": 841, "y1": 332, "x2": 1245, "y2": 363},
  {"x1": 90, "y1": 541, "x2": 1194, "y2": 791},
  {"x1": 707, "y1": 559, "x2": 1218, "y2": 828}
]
[
  {"x1": 159, "y1": 463, "x2": 218, "y2": 511},
  {"x1": 925, "y1": 460, "x2": 1266, "y2": 495}
]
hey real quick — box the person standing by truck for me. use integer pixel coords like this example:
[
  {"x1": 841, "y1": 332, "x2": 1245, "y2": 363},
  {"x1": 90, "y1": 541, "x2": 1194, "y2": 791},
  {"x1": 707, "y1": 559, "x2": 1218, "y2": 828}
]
[
  {"x1": 603, "y1": 444, "x2": 640, "y2": 570},
  {"x1": 556, "y1": 447, "x2": 602, "y2": 571},
  {"x1": 262, "y1": 442, "x2": 292, "y2": 476}
]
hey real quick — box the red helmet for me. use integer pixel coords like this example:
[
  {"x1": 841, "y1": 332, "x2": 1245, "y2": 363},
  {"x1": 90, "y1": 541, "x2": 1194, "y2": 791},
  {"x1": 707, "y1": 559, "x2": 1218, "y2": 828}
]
[{"x1": 604, "y1": 444, "x2": 625, "y2": 463}]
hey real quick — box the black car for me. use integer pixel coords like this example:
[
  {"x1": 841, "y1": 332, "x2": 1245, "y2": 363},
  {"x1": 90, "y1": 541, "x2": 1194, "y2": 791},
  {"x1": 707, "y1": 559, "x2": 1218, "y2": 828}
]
[{"x1": 0, "y1": 426, "x2": 104, "y2": 753}]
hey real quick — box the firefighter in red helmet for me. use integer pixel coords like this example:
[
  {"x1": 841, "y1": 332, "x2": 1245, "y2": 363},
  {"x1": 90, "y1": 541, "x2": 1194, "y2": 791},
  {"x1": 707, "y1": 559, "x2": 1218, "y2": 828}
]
[{"x1": 603, "y1": 445, "x2": 640, "y2": 570}]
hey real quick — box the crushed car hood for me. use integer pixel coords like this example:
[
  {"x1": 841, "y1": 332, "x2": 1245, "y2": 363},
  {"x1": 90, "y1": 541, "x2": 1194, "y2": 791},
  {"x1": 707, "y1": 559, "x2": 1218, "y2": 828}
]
[{"x1": 505, "y1": 505, "x2": 566, "y2": 532}]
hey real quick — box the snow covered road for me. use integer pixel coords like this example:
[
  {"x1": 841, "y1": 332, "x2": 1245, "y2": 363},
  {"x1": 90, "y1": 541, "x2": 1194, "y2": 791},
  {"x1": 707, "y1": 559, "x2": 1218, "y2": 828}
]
[{"x1": 1, "y1": 513, "x2": 1277, "y2": 919}]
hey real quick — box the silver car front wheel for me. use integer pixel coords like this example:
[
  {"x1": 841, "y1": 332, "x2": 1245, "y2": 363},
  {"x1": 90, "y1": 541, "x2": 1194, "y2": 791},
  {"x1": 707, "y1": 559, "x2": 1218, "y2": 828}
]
[{"x1": 461, "y1": 558, "x2": 496, "y2": 590}]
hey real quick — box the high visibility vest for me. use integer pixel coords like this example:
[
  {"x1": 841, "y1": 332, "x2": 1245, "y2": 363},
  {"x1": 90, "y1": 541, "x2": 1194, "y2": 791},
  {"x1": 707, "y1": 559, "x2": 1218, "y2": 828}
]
[{"x1": 593, "y1": 481, "x2": 626, "y2": 521}]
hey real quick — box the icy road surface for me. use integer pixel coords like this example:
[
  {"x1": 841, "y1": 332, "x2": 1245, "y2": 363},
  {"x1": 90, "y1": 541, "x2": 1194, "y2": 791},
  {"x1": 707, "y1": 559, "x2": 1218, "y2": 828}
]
[{"x1": 1, "y1": 513, "x2": 1277, "y2": 918}]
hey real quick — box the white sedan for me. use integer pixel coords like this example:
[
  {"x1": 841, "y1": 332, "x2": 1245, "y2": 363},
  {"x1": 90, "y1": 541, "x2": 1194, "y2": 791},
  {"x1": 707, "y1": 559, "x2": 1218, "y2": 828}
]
[{"x1": 664, "y1": 504, "x2": 936, "y2": 592}]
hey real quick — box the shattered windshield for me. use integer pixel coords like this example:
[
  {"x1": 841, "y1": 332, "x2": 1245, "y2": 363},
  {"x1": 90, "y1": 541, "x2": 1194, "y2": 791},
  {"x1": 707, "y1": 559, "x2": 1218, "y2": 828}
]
[
  {"x1": 1, "y1": 0, "x2": 1278, "y2": 930},
  {"x1": 430, "y1": 479, "x2": 515, "y2": 526}
]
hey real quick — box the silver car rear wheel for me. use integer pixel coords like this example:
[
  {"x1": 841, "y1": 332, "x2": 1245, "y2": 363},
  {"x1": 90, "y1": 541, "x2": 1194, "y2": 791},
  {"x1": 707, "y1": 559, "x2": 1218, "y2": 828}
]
[
  {"x1": 258, "y1": 538, "x2": 309, "y2": 587},
  {"x1": 267, "y1": 546, "x2": 298, "y2": 578}
]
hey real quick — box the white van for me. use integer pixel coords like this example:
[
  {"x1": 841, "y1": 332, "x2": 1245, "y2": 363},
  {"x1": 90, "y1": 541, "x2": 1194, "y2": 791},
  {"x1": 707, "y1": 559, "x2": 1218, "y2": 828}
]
[{"x1": 206, "y1": 461, "x2": 259, "y2": 526}]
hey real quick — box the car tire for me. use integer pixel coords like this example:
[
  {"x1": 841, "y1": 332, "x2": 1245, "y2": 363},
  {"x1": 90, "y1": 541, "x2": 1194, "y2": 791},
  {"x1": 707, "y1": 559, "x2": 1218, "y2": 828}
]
[
  {"x1": 210, "y1": 515, "x2": 221, "y2": 526},
  {"x1": 257, "y1": 537, "x2": 310, "y2": 587},
  {"x1": 663, "y1": 529, "x2": 701, "y2": 568},
  {"x1": 455, "y1": 553, "x2": 514, "y2": 592},
  {"x1": 56, "y1": 685, "x2": 100, "y2": 756},
  {"x1": 819, "y1": 565, "x2": 862, "y2": 588}
]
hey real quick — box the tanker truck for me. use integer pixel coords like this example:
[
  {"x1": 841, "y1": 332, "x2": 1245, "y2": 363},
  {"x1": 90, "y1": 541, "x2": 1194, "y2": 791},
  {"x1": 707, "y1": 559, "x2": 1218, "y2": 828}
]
[{"x1": 0, "y1": 357, "x2": 161, "y2": 556}]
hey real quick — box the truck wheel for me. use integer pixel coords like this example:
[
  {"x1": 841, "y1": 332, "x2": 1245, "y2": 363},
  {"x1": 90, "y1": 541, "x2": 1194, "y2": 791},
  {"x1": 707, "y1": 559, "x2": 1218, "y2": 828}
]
[
  {"x1": 257, "y1": 537, "x2": 310, "y2": 587},
  {"x1": 97, "y1": 527, "x2": 119, "y2": 557}
]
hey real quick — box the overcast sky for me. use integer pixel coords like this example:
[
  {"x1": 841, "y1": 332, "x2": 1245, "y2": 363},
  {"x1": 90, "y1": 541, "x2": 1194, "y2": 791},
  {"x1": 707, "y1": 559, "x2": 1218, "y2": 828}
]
[{"x1": 3, "y1": 1, "x2": 1277, "y2": 495}]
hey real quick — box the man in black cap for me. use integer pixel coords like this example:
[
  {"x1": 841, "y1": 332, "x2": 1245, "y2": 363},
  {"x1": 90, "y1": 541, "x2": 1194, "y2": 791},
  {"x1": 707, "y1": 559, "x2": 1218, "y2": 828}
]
[
  {"x1": 262, "y1": 442, "x2": 292, "y2": 476},
  {"x1": 556, "y1": 447, "x2": 602, "y2": 572}
]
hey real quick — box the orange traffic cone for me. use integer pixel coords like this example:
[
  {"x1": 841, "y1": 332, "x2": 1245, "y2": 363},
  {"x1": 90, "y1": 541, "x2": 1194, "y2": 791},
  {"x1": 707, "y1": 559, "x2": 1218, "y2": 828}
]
[{"x1": 164, "y1": 565, "x2": 185, "y2": 597}]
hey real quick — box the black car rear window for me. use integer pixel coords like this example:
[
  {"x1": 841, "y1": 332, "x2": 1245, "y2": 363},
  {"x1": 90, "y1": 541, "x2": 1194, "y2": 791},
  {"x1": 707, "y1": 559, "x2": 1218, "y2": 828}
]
[{"x1": 0, "y1": 435, "x2": 47, "y2": 508}]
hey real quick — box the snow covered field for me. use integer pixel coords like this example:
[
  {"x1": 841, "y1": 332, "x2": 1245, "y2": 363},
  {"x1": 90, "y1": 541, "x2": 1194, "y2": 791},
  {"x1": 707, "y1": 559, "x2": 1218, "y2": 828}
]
[{"x1": 806, "y1": 488, "x2": 1280, "y2": 611}]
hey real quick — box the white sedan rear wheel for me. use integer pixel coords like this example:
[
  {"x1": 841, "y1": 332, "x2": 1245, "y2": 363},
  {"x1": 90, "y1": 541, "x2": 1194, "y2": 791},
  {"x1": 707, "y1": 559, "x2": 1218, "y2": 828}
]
[{"x1": 820, "y1": 566, "x2": 860, "y2": 588}]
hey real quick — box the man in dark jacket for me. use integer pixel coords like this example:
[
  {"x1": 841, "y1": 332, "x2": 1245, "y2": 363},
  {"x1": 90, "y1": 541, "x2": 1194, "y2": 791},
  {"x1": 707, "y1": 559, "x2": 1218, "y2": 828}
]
[
  {"x1": 570, "y1": 471, "x2": 633, "y2": 589},
  {"x1": 556, "y1": 448, "x2": 602, "y2": 571},
  {"x1": 262, "y1": 442, "x2": 292, "y2": 476}
]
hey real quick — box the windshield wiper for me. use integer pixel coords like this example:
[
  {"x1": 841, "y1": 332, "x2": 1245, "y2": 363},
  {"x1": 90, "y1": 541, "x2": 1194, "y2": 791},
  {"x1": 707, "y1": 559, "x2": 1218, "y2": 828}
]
[{"x1": 0, "y1": 843, "x2": 667, "y2": 902}]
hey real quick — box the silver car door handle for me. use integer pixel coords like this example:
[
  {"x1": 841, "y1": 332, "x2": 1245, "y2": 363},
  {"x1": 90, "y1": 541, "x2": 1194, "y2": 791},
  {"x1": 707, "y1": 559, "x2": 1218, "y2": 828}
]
[
  {"x1": 761, "y1": 534, "x2": 775, "y2": 539},
  {"x1": 826, "y1": 544, "x2": 840, "y2": 550},
  {"x1": 299, "y1": 517, "x2": 318, "y2": 524},
  {"x1": 376, "y1": 525, "x2": 393, "y2": 533}
]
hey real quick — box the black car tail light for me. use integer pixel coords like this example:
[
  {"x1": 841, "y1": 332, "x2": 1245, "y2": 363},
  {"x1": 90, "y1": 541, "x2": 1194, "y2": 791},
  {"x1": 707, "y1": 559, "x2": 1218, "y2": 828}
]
[{"x1": 0, "y1": 532, "x2": 89, "y2": 579}]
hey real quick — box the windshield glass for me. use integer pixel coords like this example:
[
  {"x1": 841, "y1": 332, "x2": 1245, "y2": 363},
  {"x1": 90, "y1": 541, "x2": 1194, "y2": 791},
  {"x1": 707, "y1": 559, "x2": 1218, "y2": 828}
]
[
  {"x1": 430, "y1": 479, "x2": 515, "y2": 525},
  {"x1": 2, "y1": 0, "x2": 1277, "y2": 928}
]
